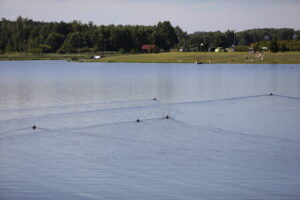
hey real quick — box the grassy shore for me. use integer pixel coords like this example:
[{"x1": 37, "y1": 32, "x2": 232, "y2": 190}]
[
  {"x1": 1, "y1": 52, "x2": 300, "y2": 64},
  {"x1": 0, "y1": 52, "x2": 117, "y2": 61},
  {"x1": 0, "y1": 53, "x2": 92, "y2": 61},
  {"x1": 94, "y1": 52, "x2": 300, "y2": 64}
]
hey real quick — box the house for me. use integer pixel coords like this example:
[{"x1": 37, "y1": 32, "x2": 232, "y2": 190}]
[
  {"x1": 141, "y1": 44, "x2": 155, "y2": 53},
  {"x1": 93, "y1": 55, "x2": 101, "y2": 59}
]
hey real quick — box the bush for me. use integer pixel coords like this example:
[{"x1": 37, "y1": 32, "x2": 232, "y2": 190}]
[
  {"x1": 57, "y1": 47, "x2": 77, "y2": 54},
  {"x1": 190, "y1": 47, "x2": 198, "y2": 52},
  {"x1": 130, "y1": 48, "x2": 137, "y2": 54},
  {"x1": 280, "y1": 43, "x2": 289, "y2": 52},
  {"x1": 57, "y1": 48, "x2": 66, "y2": 54},
  {"x1": 77, "y1": 48, "x2": 91, "y2": 53},
  {"x1": 153, "y1": 47, "x2": 160, "y2": 53},
  {"x1": 118, "y1": 48, "x2": 127, "y2": 54},
  {"x1": 289, "y1": 46, "x2": 300, "y2": 51},
  {"x1": 39, "y1": 44, "x2": 52, "y2": 53},
  {"x1": 235, "y1": 46, "x2": 249, "y2": 52},
  {"x1": 30, "y1": 48, "x2": 42, "y2": 54},
  {"x1": 68, "y1": 48, "x2": 77, "y2": 53}
]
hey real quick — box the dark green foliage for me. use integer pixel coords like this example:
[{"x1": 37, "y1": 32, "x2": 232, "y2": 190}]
[
  {"x1": 59, "y1": 32, "x2": 90, "y2": 52},
  {"x1": 280, "y1": 43, "x2": 288, "y2": 52},
  {"x1": 250, "y1": 40, "x2": 300, "y2": 52},
  {"x1": 39, "y1": 44, "x2": 52, "y2": 53},
  {"x1": 0, "y1": 17, "x2": 299, "y2": 53},
  {"x1": 0, "y1": 17, "x2": 180, "y2": 53},
  {"x1": 254, "y1": 42, "x2": 260, "y2": 51},
  {"x1": 45, "y1": 33, "x2": 65, "y2": 51},
  {"x1": 153, "y1": 47, "x2": 160, "y2": 53},
  {"x1": 235, "y1": 46, "x2": 250, "y2": 52},
  {"x1": 153, "y1": 21, "x2": 178, "y2": 51},
  {"x1": 270, "y1": 36, "x2": 279, "y2": 53},
  {"x1": 174, "y1": 26, "x2": 188, "y2": 50}
]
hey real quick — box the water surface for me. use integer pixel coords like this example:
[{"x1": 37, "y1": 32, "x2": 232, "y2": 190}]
[{"x1": 0, "y1": 61, "x2": 300, "y2": 200}]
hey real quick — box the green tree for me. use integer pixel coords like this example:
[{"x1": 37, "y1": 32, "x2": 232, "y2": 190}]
[
  {"x1": 59, "y1": 32, "x2": 90, "y2": 52},
  {"x1": 254, "y1": 42, "x2": 260, "y2": 51},
  {"x1": 45, "y1": 33, "x2": 65, "y2": 51},
  {"x1": 269, "y1": 36, "x2": 279, "y2": 52},
  {"x1": 174, "y1": 26, "x2": 188, "y2": 50},
  {"x1": 153, "y1": 21, "x2": 178, "y2": 51}
]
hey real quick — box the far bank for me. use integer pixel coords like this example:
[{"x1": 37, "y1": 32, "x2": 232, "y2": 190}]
[{"x1": 1, "y1": 52, "x2": 300, "y2": 64}]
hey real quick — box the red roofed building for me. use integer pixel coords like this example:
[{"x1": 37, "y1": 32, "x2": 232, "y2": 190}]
[{"x1": 141, "y1": 44, "x2": 156, "y2": 53}]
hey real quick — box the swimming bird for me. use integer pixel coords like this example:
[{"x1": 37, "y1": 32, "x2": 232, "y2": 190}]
[
  {"x1": 136, "y1": 119, "x2": 140, "y2": 123},
  {"x1": 165, "y1": 115, "x2": 169, "y2": 119},
  {"x1": 270, "y1": 93, "x2": 273, "y2": 96},
  {"x1": 153, "y1": 98, "x2": 157, "y2": 100},
  {"x1": 32, "y1": 125, "x2": 36, "y2": 130}
]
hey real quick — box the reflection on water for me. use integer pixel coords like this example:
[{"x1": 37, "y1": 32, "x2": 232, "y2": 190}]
[
  {"x1": 0, "y1": 61, "x2": 300, "y2": 200},
  {"x1": 0, "y1": 61, "x2": 299, "y2": 110}
]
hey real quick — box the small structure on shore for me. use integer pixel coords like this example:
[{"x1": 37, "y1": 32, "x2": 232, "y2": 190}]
[
  {"x1": 93, "y1": 55, "x2": 101, "y2": 59},
  {"x1": 141, "y1": 44, "x2": 155, "y2": 53}
]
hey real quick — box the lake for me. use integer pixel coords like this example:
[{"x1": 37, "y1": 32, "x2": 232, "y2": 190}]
[{"x1": 0, "y1": 61, "x2": 300, "y2": 200}]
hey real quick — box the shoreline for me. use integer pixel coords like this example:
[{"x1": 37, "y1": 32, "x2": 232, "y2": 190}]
[{"x1": 1, "y1": 52, "x2": 300, "y2": 64}]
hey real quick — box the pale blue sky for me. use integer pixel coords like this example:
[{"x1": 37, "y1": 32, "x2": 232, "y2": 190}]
[{"x1": 0, "y1": 0, "x2": 299, "y2": 33}]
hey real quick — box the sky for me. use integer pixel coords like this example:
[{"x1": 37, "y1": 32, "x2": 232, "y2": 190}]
[{"x1": 0, "y1": 0, "x2": 300, "y2": 33}]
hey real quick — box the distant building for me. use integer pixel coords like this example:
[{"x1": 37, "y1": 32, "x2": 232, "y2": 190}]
[
  {"x1": 93, "y1": 56, "x2": 101, "y2": 59},
  {"x1": 215, "y1": 47, "x2": 225, "y2": 52},
  {"x1": 141, "y1": 44, "x2": 155, "y2": 53}
]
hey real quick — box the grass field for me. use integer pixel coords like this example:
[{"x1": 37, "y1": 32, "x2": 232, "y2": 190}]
[
  {"x1": 95, "y1": 52, "x2": 300, "y2": 64},
  {"x1": 1, "y1": 52, "x2": 300, "y2": 64}
]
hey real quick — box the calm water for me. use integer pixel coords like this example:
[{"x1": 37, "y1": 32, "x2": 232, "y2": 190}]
[{"x1": 0, "y1": 61, "x2": 300, "y2": 200}]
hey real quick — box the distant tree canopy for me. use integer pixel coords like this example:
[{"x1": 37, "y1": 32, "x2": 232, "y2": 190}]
[{"x1": 0, "y1": 16, "x2": 300, "y2": 54}]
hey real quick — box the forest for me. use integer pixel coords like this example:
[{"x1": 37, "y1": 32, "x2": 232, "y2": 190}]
[{"x1": 0, "y1": 16, "x2": 300, "y2": 54}]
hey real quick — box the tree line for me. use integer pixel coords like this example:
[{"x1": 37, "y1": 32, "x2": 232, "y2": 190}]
[{"x1": 0, "y1": 16, "x2": 300, "y2": 54}]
